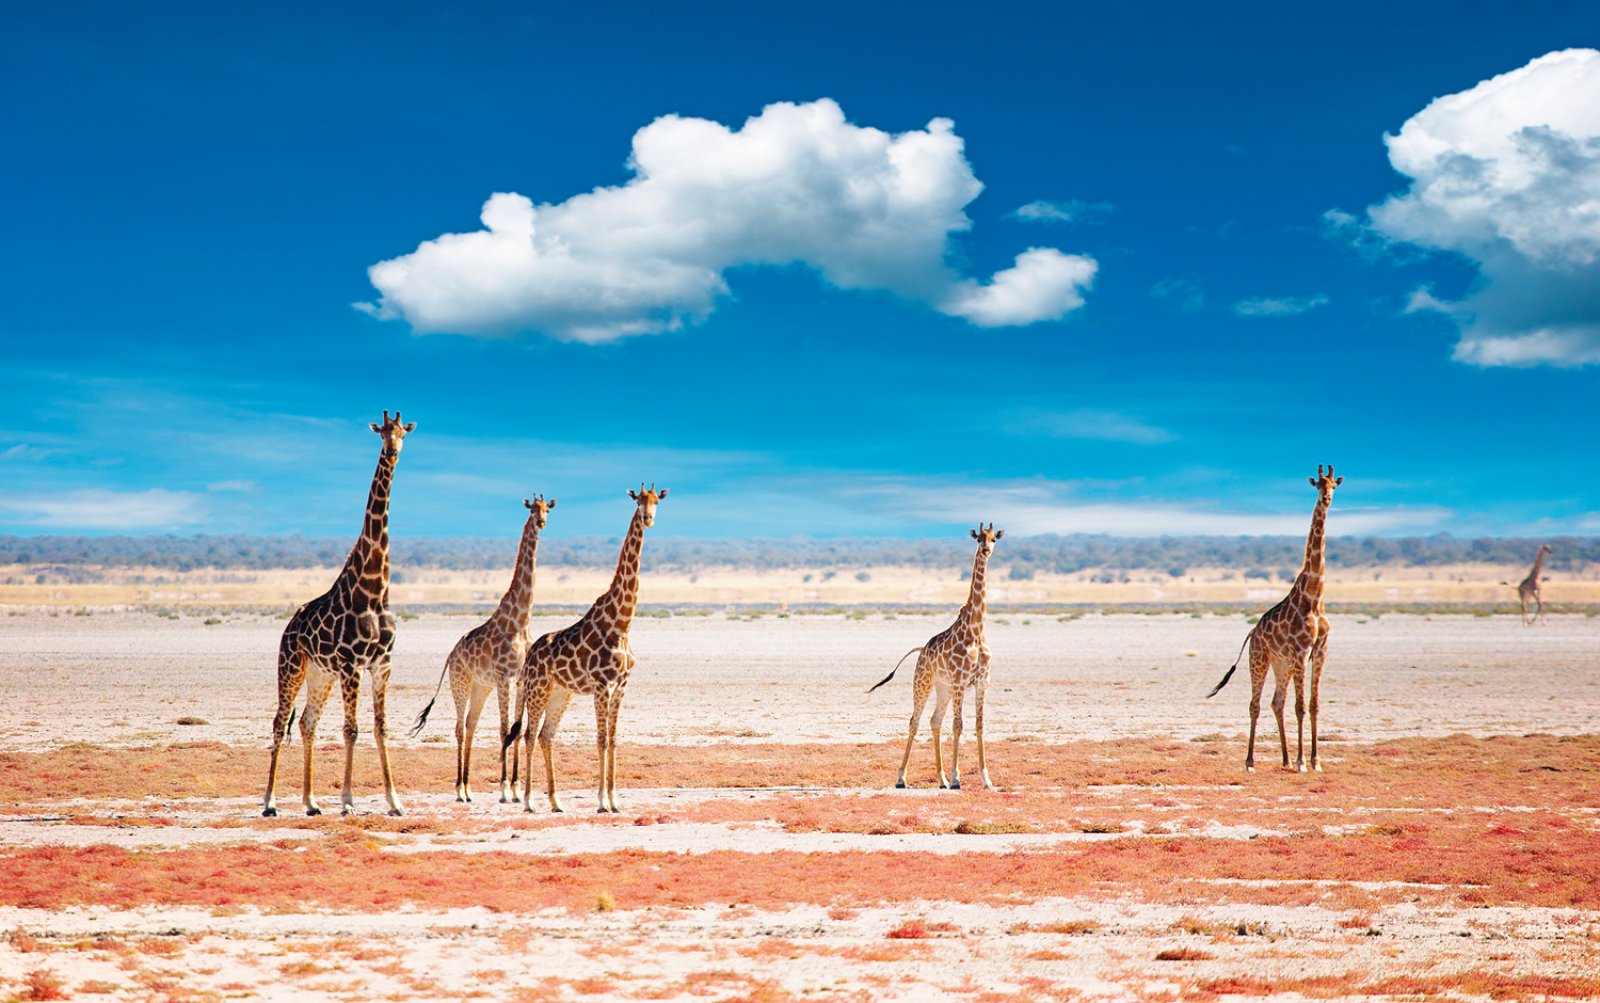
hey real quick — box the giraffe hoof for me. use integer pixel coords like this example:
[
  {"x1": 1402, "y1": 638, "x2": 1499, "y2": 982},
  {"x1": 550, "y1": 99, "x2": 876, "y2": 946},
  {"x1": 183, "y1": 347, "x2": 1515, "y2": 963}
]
[
  {"x1": 262, "y1": 807, "x2": 278, "y2": 818},
  {"x1": 388, "y1": 808, "x2": 404, "y2": 817},
  {"x1": 949, "y1": 779, "x2": 962, "y2": 790},
  {"x1": 306, "y1": 806, "x2": 322, "y2": 817},
  {"x1": 1244, "y1": 766, "x2": 1255, "y2": 774},
  {"x1": 894, "y1": 780, "x2": 908, "y2": 789}
]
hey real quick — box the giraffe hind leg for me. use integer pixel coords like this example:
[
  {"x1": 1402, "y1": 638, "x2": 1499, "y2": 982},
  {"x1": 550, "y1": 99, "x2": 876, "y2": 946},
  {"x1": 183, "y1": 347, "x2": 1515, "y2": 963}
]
[
  {"x1": 299, "y1": 667, "x2": 336, "y2": 815},
  {"x1": 896, "y1": 657, "x2": 934, "y2": 788},
  {"x1": 1245, "y1": 639, "x2": 1269, "y2": 773},
  {"x1": 263, "y1": 646, "x2": 309, "y2": 817}
]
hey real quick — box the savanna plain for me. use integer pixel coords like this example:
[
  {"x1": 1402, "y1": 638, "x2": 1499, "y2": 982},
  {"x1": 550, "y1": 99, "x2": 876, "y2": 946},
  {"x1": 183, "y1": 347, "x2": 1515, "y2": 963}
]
[{"x1": 0, "y1": 568, "x2": 1597, "y2": 1002}]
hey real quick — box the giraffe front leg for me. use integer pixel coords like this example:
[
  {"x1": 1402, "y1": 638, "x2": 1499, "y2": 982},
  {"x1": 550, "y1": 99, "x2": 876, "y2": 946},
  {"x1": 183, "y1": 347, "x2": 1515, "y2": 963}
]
[
  {"x1": 1291, "y1": 664, "x2": 1307, "y2": 773},
  {"x1": 975, "y1": 680, "x2": 994, "y2": 790},
  {"x1": 1309, "y1": 626, "x2": 1329, "y2": 771},
  {"x1": 592, "y1": 691, "x2": 612, "y2": 814},
  {"x1": 534, "y1": 685, "x2": 569, "y2": 813},
  {"x1": 371, "y1": 665, "x2": 403, "y2": 816},
  {"x1": 947, "y1": 688, "x2": 967, "y2": 790},
  {"x1": 604, "y1": 688, "x2": 625, "y2": 813},
  {"x1": 497, "y1": 676, "x2": 517, "y2": 803},
  {"x1": 1270, "y1": 679, "x2": 1289, "y2": 770},
  {"x1": 338, "y1": 671, "x2": 361, "y2": 814}
]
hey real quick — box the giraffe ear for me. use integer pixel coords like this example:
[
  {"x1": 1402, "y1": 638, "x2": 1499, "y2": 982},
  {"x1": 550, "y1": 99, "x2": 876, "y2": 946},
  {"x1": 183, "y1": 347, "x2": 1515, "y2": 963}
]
[
  {"x1": 995, "y1": 529, "x2": 1004, "y2": 540},
  {"x1": 628, "y1": 489, "x2": 639, "y2": 501},
  {"x1": 1308, "y1": 477, "x2": 1317, "y2": 487},
  {"x1": 971, "y1": 529, "x2": 980, "y2": 540},
  {"x1": 403, "y1": 422, "x2": 416, "y2": 433},
  {"x1": 369, "y1": 423, "x2": 382, "y2": 433},
  {"x1": 657, "y1": 487, "x2": 668, "y2": 500},
  {"x1": 1334, "y1": 476, "x2": 1343, "y2": 487},
  {"x1": 547, "y1": 498, "x2": 556, "y2": 509}
]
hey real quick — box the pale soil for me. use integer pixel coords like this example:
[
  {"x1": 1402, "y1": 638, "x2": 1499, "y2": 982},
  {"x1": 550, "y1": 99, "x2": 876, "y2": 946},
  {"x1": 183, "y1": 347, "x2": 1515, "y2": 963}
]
[
  {"x1": 0, "y1": 610, "x2": 1595, "y2": 750},
  {"x1": 1, "y1": 611, "x2": 1597, "y2": 1001},
  {"x1": 5, "y1": 560, "x2": 1599, "y2": 609}
]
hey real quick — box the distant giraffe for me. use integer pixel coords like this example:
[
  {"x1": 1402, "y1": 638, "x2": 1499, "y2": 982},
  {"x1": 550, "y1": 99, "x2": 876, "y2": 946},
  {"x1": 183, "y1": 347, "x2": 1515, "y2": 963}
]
[
  {"x1": 263, "y1": 411, "x2": 414, "y2": 817},
  {"x1": 870, "y1": 523, "x2": 1003, "y2": 790},
  {"x1": 507, "y1": 485, "x2": 666, "y2": 813},
  {"x1": 412, "y1": 495, "x2": 555, "y2": 802},
  {"x1": 1208, "y1": 466, "x2": 1341, "y2": 773},
  {"x1": 1507, "y1": 544, "x2": 1552, "y2": 626}
]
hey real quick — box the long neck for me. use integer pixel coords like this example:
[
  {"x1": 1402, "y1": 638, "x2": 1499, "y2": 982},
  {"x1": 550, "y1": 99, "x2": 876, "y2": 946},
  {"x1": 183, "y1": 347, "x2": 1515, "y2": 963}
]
[
  {"x1": 1294, "y1": 494, "x2": 1330, "y2": 602},
  {"x1": 492, "y1": 518, "x2": 541, "y2": 628},
  {"x1": 1528, "y1": 550, "x2": 1548, "y2": 580},
  {"x1": 338, "y1": 453, "x2": 394, "y2": 605},
  {"x1": 960, "y1": 547, "x2": 990, "y2": 625},
  {"x1": 600, "y1": 507, "x2": 646, "y2": 636}
]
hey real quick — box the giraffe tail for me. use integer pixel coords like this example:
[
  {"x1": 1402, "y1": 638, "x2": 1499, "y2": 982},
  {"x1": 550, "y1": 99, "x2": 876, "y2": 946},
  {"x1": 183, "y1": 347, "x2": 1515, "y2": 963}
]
[
  {"x1": 1206, "y1": 632, "x2": 1253, "y2": 698},
  {"x1": 868, "y1": 647, "x2": 924, "y2": 693},
  {"x1": 409, "y1": 658, "x2": 453, "y2": 738}
]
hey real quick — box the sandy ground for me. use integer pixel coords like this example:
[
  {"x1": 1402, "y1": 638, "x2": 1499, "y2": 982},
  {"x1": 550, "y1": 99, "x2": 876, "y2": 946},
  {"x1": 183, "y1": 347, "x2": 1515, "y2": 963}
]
[
  {"x1": 1, "y1": 611, "x2": 1597, "y2": 1001},
  {"x1": 0, "y1": 610, "x2": 1595, "y2": 750}
]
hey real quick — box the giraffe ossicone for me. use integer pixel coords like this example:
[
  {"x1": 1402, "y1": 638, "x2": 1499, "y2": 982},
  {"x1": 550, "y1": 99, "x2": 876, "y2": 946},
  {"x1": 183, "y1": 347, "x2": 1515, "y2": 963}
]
[
  {"x1": 412, "y1": 493, "x2": 556, "y2": 803},
  {"x1": 1207, "y1": 465, "x2": 1340, "y2": 774},
  {"x1": 872, "y1": 522, "x2": 1003, "y2": 791},
  {"x1": 508, "y1": 484, "x2": 667, "y2": 814},
  {"x1": 262, "y1": 411, "x2": 414, "y2": 818}
]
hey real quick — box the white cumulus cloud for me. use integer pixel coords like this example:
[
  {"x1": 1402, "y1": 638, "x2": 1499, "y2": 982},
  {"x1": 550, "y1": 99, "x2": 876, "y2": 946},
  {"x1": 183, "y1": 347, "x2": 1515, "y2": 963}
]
[
  {"x1": 359, "y1": 99, "x2": 1098, "y2": 341},
  {"x1": 1353, "y1": 48, "x2": 1600, "y2": 367}
]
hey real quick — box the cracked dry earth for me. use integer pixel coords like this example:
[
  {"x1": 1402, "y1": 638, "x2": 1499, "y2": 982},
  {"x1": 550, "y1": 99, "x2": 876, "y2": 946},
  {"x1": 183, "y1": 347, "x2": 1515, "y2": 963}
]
[{"x1": 0, "y1": 614, "x2": 1597, "y2": 1001}]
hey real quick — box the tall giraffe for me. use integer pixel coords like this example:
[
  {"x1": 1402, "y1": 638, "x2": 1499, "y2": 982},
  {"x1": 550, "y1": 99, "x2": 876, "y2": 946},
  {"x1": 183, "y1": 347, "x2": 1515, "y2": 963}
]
[
  {"x1": 508, "y1": 485, "x2": 667, "y2": 813},
  {"x1": 1509, "y1": 544, "x2": 1552, "y2": 626},
  {"x1": 870, "y1": 523, "x2": 1003, "y2": 790},
  {"x1": 412, "y1": 495, "x2": 555, "y2": 802},
  {"x1": 1207, "y1": 465, "x2": 1341, "y2": 773},
  {"x1": 263, "y1": 411, "x2": 414, "y2": 817}
]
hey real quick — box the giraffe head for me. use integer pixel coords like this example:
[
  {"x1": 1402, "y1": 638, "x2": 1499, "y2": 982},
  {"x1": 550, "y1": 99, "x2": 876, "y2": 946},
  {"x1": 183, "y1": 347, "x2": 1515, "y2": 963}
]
[
  {"x1": 523, "y1": 494, "x2": 556, "y2": 531},
  {"x1": 1539, "y1": 543, "x2": 1552, "y2": 556},
  {"x1": 970, "y1": 522, "x2": 1004, "y2": 558},
  {"x1": 1308, "y1": 464, "x2": 1342, "y2": 502},
  {"x1": 368, "y1": 410, "x2": 416, "y2": 462},
  {"x1": 627, "y1": 483, "x2": 669, "y2": 528}
]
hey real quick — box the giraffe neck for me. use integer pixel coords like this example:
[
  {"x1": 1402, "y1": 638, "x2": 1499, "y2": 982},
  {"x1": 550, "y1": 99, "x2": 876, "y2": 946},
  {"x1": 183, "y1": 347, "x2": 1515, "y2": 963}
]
[
  {"x1": 1525, "y1": 550, "x2": 1547, "y2": 585},
  {"x1": 337, "y1": 453, "x2": 394, "y2": 607},
  {"x1": 1292, "y1": 494, "x2": 1330, "y2": 607},
  {"x1": 596, "y1": 507, "x2": 646, "y2": 637},
  {"x1": 959, "y1": 547, "x2": 990, "y2": 628},
  {"x1": 491, "y1": 517, "x2": 541, "y2": 632}
]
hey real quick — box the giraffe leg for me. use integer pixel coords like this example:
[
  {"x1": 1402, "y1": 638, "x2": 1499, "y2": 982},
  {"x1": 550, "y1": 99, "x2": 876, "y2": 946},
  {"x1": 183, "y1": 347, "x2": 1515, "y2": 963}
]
[
  {"x1": 1309, "y1": 623, "x2": 1329, "y2": 772},
  {"x1": 449, "y1": 655, "x2": 471, "y2": 800},
  {"x1": 518, "y1": 676, "x2": 541, "y2": 811},
  {"x1": 975, "y1": 679, "x2": 994, "y2": 790},
  {"x1": 535, "y1": 686, "x2": 571, "y2": 813},
  {"x1": 299, "y1": 667, "x2": 335, "y2": 815},
  {"x1": 604, "y1": 688, "x2": 625, "y2": 813},
  {"x1": 263, "y1": 646, "x2": 308, "y2": 817},
  {"x1": 592, "y1": 691, "x2": 613, "y2": 814},
  {"x1": 947, "y1": 686, "x2": 966, "y2": 790},
  {"x1": 1245, "y1": 638, "x2": 1269, "y2": 773},
  {"x1": 337, "y1": 670, "x2": 361, "y2": 814},
  {"x1": 930, "y1": 681, "x2": 952, "y2": 789},
  {"x1": 460, "y1": 684, "x2": 490, "y2": 803},
  {"x1": 497, "y1": 675, "x2": 517, "y2": 803},
  {"x1": 370, "y1": 663, "x2": 403, "y2": 816},
  {"x1": 1291, "y1": 659, "x2": 1307, "y2": 773},
  {"x1": 1270, "y1": 672, "x2": 1289, "y2": 770},
  {"x1": 895, "y1": 657, "x2": 933, "y2": 788}
]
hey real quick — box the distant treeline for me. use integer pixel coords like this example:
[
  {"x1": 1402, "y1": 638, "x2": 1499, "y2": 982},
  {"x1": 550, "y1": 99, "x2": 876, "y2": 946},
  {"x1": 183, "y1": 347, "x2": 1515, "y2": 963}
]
[{"x1": 0, "y1": 533, "x2": 1593, "y2": 577}]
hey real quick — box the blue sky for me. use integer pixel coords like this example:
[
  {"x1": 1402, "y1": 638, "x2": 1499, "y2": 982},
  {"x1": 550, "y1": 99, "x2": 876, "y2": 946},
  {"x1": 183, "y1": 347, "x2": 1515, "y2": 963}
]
[{"x1": 3, "y1": 2, "x2": 1597, "y2": 540}]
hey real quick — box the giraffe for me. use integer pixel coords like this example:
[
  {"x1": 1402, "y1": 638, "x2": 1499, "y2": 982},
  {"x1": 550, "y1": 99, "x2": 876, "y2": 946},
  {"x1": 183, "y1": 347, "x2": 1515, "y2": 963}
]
[
  {"x1": 262, "y1": 410, "x2": 414, "y2": 817},
  {"x1": 507, "y1": 484, "x2": 667, "y2": 813},
  {"x1": 411, "y1": 495, "x2": 555, "y2": 802},
  {"x1": 1507, "y1": 544, "x2": 1552, "y2": 626},
  {"x1": 869, "y1": 523, "x2": 1003, "y2": 790},
  {"x1": 1207, "y1": 465, "x2": 1341, "y2": 773}
]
